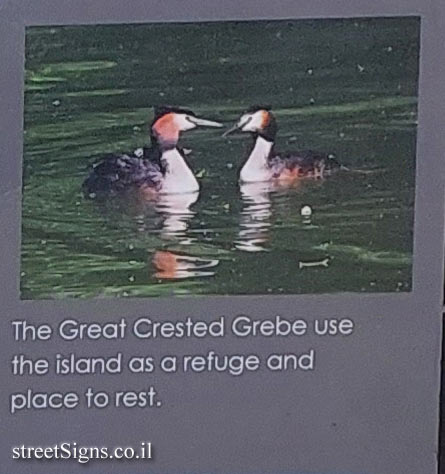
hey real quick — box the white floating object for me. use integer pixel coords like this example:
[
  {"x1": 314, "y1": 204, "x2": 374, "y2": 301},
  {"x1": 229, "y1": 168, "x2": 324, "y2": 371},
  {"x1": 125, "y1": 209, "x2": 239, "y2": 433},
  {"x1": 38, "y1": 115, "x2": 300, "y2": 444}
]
[
  {"x1": 299, "y1": 257, "x2": 330, "y2": 269},
  {"x1": 301, "y1": 205, "x2": 312, "y2": 217}
]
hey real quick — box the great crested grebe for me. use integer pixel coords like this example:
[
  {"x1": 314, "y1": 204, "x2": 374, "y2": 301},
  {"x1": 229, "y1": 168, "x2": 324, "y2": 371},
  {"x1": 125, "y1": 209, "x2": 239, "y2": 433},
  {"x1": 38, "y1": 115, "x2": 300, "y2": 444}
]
[
  {"x1": 223, "y1": 106, "x2": 342, "y2": 183},
  {"x1": 83, "y1": 106, "x2": 222, "y2": 197}
]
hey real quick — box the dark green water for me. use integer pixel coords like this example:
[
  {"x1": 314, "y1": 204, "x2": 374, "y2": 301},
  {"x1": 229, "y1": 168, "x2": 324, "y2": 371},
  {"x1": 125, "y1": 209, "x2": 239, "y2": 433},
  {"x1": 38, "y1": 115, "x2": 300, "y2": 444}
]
[{"x1": 21, "y1": 17, "x2": 419, "y2": 299}]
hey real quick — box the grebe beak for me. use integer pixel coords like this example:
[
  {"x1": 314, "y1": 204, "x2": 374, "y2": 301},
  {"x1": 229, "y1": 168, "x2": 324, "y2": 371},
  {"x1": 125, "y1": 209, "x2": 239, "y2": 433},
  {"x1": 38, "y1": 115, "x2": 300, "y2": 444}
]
[
  {"x1": 222, "y1": 123, "x2": 241, "y2": 137},
  {"x1": 222, "y1": 116, "x2": 252, "y2": 137},
  {"x1": 188, "y1": 117, "x2": 223, "y2": 128}
]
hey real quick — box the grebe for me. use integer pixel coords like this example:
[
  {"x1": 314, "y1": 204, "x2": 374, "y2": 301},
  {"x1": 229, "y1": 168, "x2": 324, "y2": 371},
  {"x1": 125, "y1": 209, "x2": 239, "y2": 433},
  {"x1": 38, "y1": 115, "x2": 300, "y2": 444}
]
[
  {"x1": 83, "y1": 106, "x2": 222, "y2": 197},
  {"x1": 223, "y1": 106, "x2": 341, "y2": 183}
]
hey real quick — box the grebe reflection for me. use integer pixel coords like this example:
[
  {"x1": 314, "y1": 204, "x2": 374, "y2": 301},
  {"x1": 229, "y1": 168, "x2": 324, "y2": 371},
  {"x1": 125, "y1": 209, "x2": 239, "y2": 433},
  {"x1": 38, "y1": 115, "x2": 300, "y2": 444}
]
[
  {"x1": 152, "y1": 193, "x2": 220, "y2": 280},
  {"x1": 154, "y1": 192, "x2": 199, "y2": 243},
  {"x1": 153, "y1": 250, "x2": 219, "y2": 280},
  {"x1": 235, "y1": 182, "x2": 274, "y2": 252}
]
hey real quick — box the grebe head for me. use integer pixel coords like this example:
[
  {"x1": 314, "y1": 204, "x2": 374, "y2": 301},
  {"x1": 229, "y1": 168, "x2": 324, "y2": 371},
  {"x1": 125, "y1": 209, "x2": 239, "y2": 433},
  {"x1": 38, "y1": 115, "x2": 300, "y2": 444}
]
[
  {"x1": 223, "y1": 105, "x2": 277, "y2": 141},
  {"x1": 151, "y1": 106, "x2": 222, "y2": 148}
]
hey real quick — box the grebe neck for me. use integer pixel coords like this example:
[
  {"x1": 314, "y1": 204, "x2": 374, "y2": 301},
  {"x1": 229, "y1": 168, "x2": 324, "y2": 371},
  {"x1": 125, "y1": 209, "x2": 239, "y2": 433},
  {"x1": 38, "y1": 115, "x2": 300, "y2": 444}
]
[
  {"x1": 240, "y1": 136, "x2": 274, "y2": 183},
  {"x1": 160, "y1": 148, "x2": 199, "y2": 194}
]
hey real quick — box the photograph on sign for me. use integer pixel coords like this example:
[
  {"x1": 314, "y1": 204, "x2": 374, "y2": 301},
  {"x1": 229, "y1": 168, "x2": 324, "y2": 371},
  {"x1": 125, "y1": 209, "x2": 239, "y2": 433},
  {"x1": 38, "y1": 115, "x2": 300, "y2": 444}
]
[{"x1": 21, "y1": 17, "x2": 420, "y2": 299}]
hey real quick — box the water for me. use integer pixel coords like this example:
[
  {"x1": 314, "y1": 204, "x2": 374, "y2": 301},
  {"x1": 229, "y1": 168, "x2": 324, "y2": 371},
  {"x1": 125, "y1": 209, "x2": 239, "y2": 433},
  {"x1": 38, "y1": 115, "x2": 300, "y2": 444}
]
[{"x1": 21, "y1": 17, "x2": 419, "y2": 298}]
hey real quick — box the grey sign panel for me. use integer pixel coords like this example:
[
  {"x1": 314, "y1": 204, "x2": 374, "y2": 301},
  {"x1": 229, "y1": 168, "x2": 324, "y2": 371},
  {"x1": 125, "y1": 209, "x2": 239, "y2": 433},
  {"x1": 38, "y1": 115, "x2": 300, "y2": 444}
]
[{"x1": 0, "y1": 1, "x2": 444, "y2": 474}]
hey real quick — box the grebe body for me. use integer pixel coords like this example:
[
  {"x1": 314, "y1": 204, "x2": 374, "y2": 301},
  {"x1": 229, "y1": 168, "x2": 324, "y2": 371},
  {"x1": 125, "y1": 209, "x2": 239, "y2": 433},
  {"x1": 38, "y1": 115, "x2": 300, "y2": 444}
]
[
  {"x1": 83, "y1": 106, "x2": 222, "y2": 198},
  {"x1": 224, "y1": 106, "x2": 341, "y2": 184}
]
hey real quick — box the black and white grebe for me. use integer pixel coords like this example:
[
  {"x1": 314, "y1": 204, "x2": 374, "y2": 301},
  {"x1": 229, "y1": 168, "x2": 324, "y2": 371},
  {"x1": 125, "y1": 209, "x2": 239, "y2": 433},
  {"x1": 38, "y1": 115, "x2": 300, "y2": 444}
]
[
  {"x1": 83, "y1": 106, "x2": 222, "y2": 197},
  {"x1": 224, "y1": 106, "x2": 341, "y2": 183}
]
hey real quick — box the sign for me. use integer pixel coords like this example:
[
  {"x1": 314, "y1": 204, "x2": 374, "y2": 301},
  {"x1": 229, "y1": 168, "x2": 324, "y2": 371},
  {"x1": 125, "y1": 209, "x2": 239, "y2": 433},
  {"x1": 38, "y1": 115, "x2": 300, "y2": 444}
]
[{"x1": 1, "y1": 1, "x2": 444, "y2": 473}]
